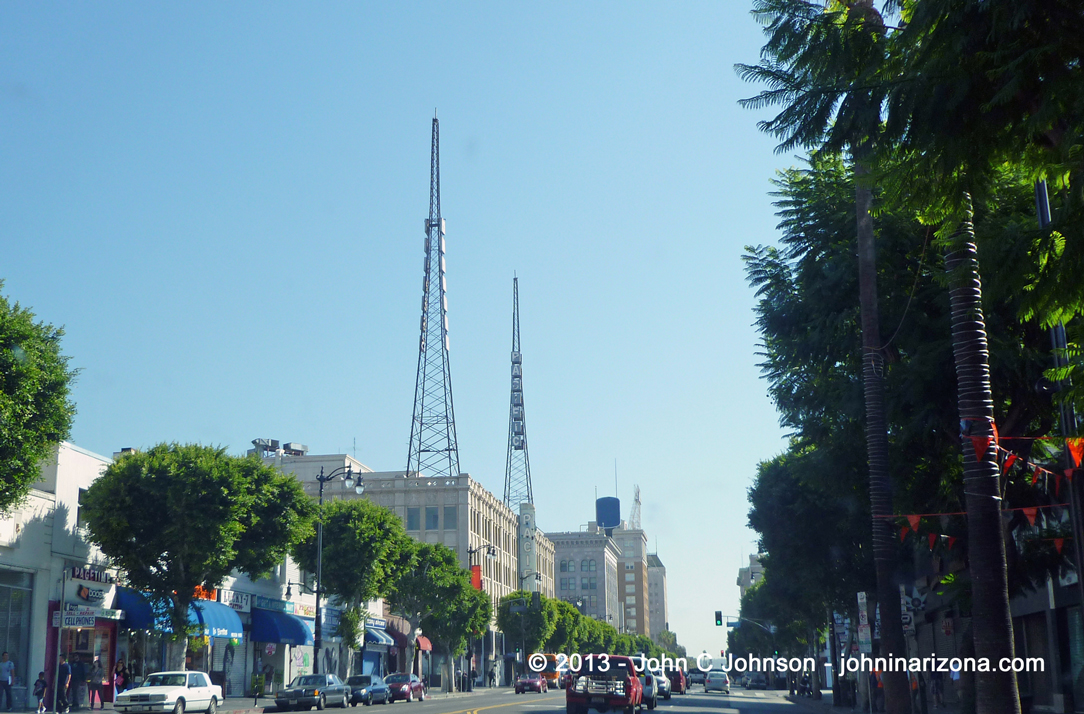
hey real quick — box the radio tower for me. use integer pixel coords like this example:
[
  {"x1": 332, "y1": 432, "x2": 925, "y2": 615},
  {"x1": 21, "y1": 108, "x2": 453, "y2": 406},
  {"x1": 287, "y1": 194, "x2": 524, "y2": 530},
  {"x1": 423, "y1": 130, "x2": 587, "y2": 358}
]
[
  {"x1": 629, "y1": 485, "x2": 642, "y2": 529},
  {"x1": 504, "y1": 276, "x2": 533, "y2": 506},
  {"x1": 406, "y1": 114, "x2": 460, "y2": 481}
]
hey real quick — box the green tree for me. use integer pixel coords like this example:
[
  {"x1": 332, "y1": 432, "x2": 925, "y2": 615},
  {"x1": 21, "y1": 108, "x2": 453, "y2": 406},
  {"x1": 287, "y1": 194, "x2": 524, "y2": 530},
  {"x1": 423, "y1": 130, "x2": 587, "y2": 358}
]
[
  {"x1": 496, "y1": 591, "x2": 557, "y2": 672},
  {"x1": 82, "y1": 444, "x2": 315, "y2": 669},
  {"x1": 546, "y1": 600, "x2": 583, "y2": 654},
  {"x1": 420, "y1": 581, "x2": 491, "y2": 692},
  {"x1": 292, "y1": 499, "x2": 415, "y2": 646},
  {"x1": 1, "y1": 283, "x2": 77, "y2": 515}
]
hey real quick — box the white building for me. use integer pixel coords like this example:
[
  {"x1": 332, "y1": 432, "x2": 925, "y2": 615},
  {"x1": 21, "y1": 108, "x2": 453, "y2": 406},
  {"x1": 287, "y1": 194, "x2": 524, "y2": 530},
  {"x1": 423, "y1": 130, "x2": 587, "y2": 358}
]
[
  {"x1": 737, "y1": 553, "x2": 764, "y2": 599},
  {"x1": 647, "y1": 553, "x2": 668, "y2": 643},
  {"x1": 547, "y1": 528, "x2": 622, "y2": 625}
]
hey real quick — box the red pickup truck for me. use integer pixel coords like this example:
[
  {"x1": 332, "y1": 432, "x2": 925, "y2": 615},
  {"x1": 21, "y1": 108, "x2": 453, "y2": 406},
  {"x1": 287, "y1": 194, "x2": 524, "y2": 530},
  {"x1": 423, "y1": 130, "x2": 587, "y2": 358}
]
[{"x1": 566, "y1": 655, "x2": 644, "y2": 714}]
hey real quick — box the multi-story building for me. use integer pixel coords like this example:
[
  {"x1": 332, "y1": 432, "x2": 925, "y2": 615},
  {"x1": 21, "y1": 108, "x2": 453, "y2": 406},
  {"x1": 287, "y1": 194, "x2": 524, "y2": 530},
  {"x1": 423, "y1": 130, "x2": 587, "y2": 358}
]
[
  {"x1": 737, "y1": 553, "x2": 764, "y2": 599},
  {"x1": 546, "y1": 529, "x2": 622, "y2": 624},
  {"x1": 612, "y1": 525, "x2": 650, "y2": 636},
  {"x1": 268, "y1": 448, "x2": 554, "y2": 686},
  {"x1": 647, "y1": 553, "x2": 668, "y2": 643}
]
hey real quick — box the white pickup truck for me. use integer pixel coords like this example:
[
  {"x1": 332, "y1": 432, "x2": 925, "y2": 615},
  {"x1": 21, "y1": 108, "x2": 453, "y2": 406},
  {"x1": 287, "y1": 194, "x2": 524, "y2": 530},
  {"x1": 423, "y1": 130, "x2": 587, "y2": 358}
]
[{"x1": 114, "y1": 671, "x2": 222, "y2": 714}]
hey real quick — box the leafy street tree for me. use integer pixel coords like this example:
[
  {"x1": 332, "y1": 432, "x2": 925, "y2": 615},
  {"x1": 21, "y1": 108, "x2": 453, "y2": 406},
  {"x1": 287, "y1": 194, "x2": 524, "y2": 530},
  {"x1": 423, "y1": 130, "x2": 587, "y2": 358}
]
[
  {"x1": 547, "y1": 600, "x2": 583, "y2": 654},
  {"x1": 737, "y1": 4, "x2": 910, "y2": 708},
  {"x1": 496, "y1": 591, "x2": 557, "y2": 672},
  {"x1": 420, "y1": 580, "x2": 491, "y2": 691},
  {"x1": 292, "y1": 499, "x2": 415, "y2": 645},
  {"x1": 0, "y1": 283, "x2": 77, "y2": 515},
  {"x1": 82, "y1": 444, "x2": 315, "y2": 669}
]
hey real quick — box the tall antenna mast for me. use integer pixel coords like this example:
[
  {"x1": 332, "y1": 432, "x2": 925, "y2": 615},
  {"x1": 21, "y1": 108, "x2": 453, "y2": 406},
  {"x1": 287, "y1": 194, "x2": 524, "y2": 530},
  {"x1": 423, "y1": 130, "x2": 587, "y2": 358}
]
[
  {"x1": 504, "y1": 276, "x2": 533, "y2": 506},
  {"x1": 629, "y1": 485, "x2": 642, "y2": 530},
  {"x1": 406, "y1": 115, "x2": 461, "y2": 481}
]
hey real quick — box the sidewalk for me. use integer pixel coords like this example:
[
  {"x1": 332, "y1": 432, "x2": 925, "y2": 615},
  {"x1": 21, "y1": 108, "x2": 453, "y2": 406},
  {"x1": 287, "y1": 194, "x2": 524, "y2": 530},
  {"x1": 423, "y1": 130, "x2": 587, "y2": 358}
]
[{"x1": 783, "y1": 690, "x2": 961, "y2": 714}]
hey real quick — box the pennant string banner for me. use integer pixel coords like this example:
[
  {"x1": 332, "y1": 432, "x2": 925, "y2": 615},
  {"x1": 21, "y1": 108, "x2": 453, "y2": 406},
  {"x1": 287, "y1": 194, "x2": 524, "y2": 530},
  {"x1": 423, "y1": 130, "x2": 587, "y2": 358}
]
[{"x1": 876, "y1": 504, "x2": 1070, "y2": 520}]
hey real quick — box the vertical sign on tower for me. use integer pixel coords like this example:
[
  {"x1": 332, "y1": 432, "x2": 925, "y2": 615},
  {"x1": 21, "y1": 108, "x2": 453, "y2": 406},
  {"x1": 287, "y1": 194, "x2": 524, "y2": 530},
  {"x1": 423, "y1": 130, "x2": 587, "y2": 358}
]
[{"x1": 519, "y1": 503, "x2": 538, "y2": 592}]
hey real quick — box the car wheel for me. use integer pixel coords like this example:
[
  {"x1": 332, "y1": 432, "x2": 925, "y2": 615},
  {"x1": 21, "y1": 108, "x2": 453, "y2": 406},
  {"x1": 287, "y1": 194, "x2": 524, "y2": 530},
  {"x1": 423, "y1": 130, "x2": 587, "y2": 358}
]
[
  {"x1": 317, "y1": 695, "x2": 327, "y2": 711},
  {"x1": 207, "y1": 698, "x2": 218, "y2": 714},
  {"x1": 416, "y1": 690, "x2": 424, "y2": 703},
  {"x1": 172, "y1": 699, "x2": 185, "y2": 714}
]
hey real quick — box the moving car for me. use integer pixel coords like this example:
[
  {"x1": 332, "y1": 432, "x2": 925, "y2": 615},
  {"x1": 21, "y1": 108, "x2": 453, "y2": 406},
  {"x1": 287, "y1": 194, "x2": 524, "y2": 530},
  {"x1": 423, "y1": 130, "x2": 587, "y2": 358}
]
[
  {"x1": 276, "y1": 674, "x2": 350, "y2": 710},
  {"x1": 688, "y1": 671, "x2": 706, "y2": 686},
  {"x1": 746, "y1": 673, "x2": 768, "y2": 690},
  {"x1": 346, "y1": 675, "x2": 390, "y2": 706},
  {"x1": 115, "y1": 671, "x2": 222, "y2": 714},
  {"x1": 383, "y1": 674, "x2": 425, "y2": 703},
  {"x1": 704, "y1": 671, "x2": 730, "y2": 694},
  {"x1": 638, "y1": 673, "x2": 658, "y2": 711},
  {"x1": 649, "y1": 668, "x2": 671, "y2": 700},
  {"x1": 566, "y1": 655, "x2": 644, "y2": 714},
  {"x1": 666, "y1": 669, "x2": 687, "y2": 695},
  {"x1": 515, "y1": 673, "x2": 548, "y2": 694}
]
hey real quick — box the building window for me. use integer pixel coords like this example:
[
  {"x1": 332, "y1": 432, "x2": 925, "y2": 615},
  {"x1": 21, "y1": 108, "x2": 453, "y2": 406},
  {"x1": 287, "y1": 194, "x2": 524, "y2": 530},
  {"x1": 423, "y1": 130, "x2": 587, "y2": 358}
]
[
  {"x1": 626, "y1": 596, "x2": 636, "y2": 604},
  {"x1": 589, "y1": 560, "x2": 597, "y2": 572},
  {"x1": 582, "y1": 578, "x2": 589, "y2": 590},
  {"x1": 560, "y1": 578, "x2": 567, "y2": 591},
  {"x1": 625, "y1": 563, "x2": 634, "y2": 570},
  {"x1": 581, "y1": 559, "x2": 589, "y2": 572},
  {"x1": 407, "y1": 508, "x2": 420, "y2": 530},
  {"x1": 425, "y1": 507, "x2": 439, "y2": 530},
  {"x1": 626, "y1": 585, "x2": 635, "y2": 594},
  {"x1": 560, "y1": 560, "x2": 568, "y2": 572},
  {"x1": 568, "y1": 560, "x2": 576, "y2": 572},
  {"x1": 444, "y1": 506, "x2": 458, "y2": 530},
  {"x1": 77, "y1": 488, "x2": 89, "y2": 529},
  {"x1": 625, "y1": 573, "x2": 634, "y2": 582},
  {"x1": 627, "y1": 607, "x2": 636, "y2": 615},
  {"x1": 589, "y1": 595, "x2": 598, "y2": 608}
]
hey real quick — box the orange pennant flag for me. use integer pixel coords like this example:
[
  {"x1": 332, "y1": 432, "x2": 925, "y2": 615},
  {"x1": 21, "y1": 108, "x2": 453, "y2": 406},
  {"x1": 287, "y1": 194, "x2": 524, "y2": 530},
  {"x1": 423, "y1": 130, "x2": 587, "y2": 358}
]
[
  {"x1": 1069, "y1": 438, "x2": 1084, "y2": 468},
  {"x1": 928, "y1": 533, "x2": 937, "y2": 550},
  {"x1": 1022, "y1": 507, "x2": 1038, "y2": 526},
  {"x1": 1002, "y1": 453, "x2": 1018, "y2": 474},
  {"x1": 1032, "y1": 466, "x2": 1042, "y2": 485},
  {"x1": 900, "y1": 526, "x2": 910, "y2": 542},
  {"x1": 907, "y1": 515, "x2": 921, "y2": 532},
  {"x1": 970, "y1": 435, "x2": 993, "y2": 460},
  {"x1": 1067, "y1": 468, "x2": 1076, "y2": 483},
  {"x1": 1055, "y1": 538, "x2": 1065, "y2": 554},
  {"x1": 948, "y1": 536, "x2": 957, "y2": 550}
]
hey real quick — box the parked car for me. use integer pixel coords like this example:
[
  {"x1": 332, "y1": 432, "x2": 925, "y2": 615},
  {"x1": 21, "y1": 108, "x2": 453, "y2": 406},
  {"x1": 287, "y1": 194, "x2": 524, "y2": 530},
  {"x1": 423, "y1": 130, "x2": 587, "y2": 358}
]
[
  {"x1": 649, "y1": 668, "x2": 671, "y2": 700},
  {"x1": 515, "y1": 673, "x2": 548, "y2": 694},
  {"x1": 346, "y1": 675, "x2": 390, "y2": 706},
  {"x1": 688, "y1": 671, "x2": 706, "y2": 685},
  {"x1": 746, "y1": 673, "x2": 768, "y2": 690},
  {"x1": 666, "y1": 670, "x2": 687, "y2": 695},
  {"x1": 276, "y1": 674, "x2": 350, "y2": 711},
  {"x1": 383, "y1": 674, "x2": 425, "y2": 703},
  {"x1": 704, "y1": 671, "x2": 730, "y2": 694},
  {"x1": 566, "y1": 655, "x2": 644, "y2": 714},
  {"x1": 115, "y1": 671, "x2": 222, "y2": 714}
]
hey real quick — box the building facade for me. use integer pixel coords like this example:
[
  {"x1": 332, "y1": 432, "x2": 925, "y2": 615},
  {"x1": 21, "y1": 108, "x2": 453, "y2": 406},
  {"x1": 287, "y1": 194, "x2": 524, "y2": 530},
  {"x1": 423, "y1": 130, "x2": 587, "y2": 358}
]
[
  {"x1": 547, "y1": 529, "x2": 621, "y2": 625},
  {"x1": 647, "y1": 554, "x2": 668, "y2": 643},
  {"x1": 737, "y1": 553, "x2": 764, "y2": 599},
  {"x1": 612, "y1": 525, "x2": 650, "y2": 636}
]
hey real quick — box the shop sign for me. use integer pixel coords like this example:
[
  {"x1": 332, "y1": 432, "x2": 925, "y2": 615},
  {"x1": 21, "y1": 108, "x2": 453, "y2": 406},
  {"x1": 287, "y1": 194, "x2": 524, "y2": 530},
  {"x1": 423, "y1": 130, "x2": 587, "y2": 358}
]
[
  {"x1": 857, "y1": 624, "x2": 873, "y2": 653},
  {"x1": 193, "y1": 585, "x2": 217, "y2": 601},
  {"x1": 294, "y1": 603, "x2": 316, "y2": 618},
  {"x1": 67, "y1": 578, "x2": 116, "y2": 610},
  {"x1": 254, "y1": 596, "x2": 294, "y2": 614},
  {"x1": 98, "y1": 608, "x2": 125, "y2": 620},
  {"x1": 71, "y1": 566, "x2": 114, "y2": 583},
  {"x1": 218, "y1": 589, "x2": 252, "y2": 613},
  {"x1": 58, "y1": 605, "x2": 98, "y2": 627},
  {"x1": 265, "y1": 644, "x2": 277, "y2": 656},
  {"x1": 365, "y1": 617, "x2": 387, "y2": 629}
]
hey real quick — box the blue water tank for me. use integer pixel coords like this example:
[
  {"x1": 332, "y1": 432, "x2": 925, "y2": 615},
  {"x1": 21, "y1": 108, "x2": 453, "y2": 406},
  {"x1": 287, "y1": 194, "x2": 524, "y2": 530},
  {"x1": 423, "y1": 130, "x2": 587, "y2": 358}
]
[{"x1": 596, "y1": 497, "x2": 621, "y2": 530}]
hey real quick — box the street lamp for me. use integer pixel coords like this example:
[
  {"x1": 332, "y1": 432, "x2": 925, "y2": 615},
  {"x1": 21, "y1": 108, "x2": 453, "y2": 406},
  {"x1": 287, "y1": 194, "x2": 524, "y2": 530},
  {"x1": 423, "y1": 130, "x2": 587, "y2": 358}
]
[
  {"x1": 465, "y1": 545, "x2": 496, "y2": 687},
  {"x1": 519, "y1": 571, "x2": 542, "y2": 587},
  {"x1": 309, "y1": 464, "x2": 364, "y2": 672}
]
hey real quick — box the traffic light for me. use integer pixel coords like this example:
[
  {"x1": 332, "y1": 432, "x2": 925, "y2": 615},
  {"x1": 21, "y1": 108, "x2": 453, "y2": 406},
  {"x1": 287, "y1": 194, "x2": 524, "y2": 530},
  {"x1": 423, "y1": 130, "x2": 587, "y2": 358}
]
[
  {"x1": 532, "y1": 592, "x2": 541, "y2": 610},
  {"x1": 715, "y1": 611, "x2": 723, "y2": 626}
]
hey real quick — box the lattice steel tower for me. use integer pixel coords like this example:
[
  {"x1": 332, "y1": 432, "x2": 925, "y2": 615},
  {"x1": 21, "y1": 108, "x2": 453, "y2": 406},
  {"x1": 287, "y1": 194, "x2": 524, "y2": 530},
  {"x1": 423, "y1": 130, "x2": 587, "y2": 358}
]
[
  {"x1": 406, "y1": 115, "x2": 461, "y2": 480},
  {"x1": 504, "y1": 276, "x2": 534, "y2": 506}
]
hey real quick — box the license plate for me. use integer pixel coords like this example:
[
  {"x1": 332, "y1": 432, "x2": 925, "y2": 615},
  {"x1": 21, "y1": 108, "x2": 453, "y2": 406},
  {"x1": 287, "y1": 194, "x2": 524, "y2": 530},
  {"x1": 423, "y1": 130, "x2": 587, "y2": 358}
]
[{"x1": 591, "y1": 698, "x2": 606, "y2": 705}]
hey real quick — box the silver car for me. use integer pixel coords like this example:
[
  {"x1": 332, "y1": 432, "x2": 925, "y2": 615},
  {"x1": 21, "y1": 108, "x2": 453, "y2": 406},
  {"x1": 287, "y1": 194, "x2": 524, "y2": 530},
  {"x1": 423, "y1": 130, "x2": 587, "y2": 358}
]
[
  {"x1": 650, "y1": 669, "x2": 672, "y2": 700},
  {"x1": 705, "y1": 671, "x2": 730, "y2": 694}
]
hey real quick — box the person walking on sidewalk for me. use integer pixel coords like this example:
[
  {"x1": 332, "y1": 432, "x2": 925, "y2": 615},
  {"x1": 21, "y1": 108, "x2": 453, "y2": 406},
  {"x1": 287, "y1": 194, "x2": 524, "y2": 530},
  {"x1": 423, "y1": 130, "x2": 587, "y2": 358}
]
[
  {"x1": 0, "y1": 652, "x2": 15, "y2": 711},
  {"x1": 57, "y1": 655, "x2": 71, "y2": 714},
  {"x1": 33, "y1": 672, "x2": 47, "y2": 714},
  {"x1": 88, "y1": 659, "x2": 104, "y2": 710}
]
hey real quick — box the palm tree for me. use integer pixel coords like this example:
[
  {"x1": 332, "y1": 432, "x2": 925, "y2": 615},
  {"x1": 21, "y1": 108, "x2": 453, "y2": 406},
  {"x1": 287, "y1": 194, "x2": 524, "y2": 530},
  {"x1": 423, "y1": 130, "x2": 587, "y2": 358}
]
[{"x1": 736, "y1": 2, "x2": 909, "y2": 712}]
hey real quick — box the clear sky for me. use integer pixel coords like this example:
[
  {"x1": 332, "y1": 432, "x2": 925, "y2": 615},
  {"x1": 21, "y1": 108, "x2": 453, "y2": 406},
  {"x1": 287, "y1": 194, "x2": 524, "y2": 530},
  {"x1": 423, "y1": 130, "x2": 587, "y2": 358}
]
[{"x1": 2, "y1": 2, "x2": 793, "y2": 658}]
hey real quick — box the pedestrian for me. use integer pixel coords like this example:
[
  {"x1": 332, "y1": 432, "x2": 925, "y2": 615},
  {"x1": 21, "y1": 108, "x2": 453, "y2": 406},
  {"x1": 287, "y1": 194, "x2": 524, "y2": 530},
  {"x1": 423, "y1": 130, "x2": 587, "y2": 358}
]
[
  {"x1": 57, "y1": 655, "x2": 71, "y2": 714},
  {"x1": 33, "y1": 672, "x2": 47, "y2": 714},
  {"x1": 112, "y1": 661, "x2": 127, "y2": 697},
  {"x1": 0, "y1": 652, "x2": 14, "y2": 712},
  {"x1": 70, "y1": 654, "x2": 85, "y2": 710},
  {"x1": 88, "y1": 659, "x2": 104, "y2": 710},
  {"x1": 929, "y1": 670, "x2": 943, "y2": 708},
  {"x1": 488, "y1": 668, "x2": 496, "y2": 688}
]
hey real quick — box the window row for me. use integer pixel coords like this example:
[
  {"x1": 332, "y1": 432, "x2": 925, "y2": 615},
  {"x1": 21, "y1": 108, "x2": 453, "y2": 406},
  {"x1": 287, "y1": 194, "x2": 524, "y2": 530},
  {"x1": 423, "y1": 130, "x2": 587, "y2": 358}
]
[
  {"x1": 406, "y1": 506, "x2": 458, "y2": 531},
  {"x1": 558, "y1": 577, "x2": 598, "y2": 591},
  {"x1": 559, "y1": 559, "x2": 598, "y2": 573}
]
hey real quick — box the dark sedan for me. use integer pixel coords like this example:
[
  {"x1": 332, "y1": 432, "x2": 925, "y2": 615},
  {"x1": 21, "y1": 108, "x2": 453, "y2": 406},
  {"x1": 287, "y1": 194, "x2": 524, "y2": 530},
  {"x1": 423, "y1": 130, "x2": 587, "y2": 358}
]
[
  {"x1": 515, "y1": 673, "x2": 548, "y2": 694},
  {"x1": 383, "y1": 674, "x2": 425, "y2": 703},
  {"x1": 276, "y1": 674, "x2": 351, "y2": 710},
  {"x1": 346, "y1": 675, "x2": 390, "y2": 706}
]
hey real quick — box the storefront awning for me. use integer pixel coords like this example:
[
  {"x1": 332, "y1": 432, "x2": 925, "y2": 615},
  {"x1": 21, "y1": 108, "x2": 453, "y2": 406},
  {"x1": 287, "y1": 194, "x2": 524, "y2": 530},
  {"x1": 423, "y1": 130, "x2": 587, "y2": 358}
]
[
  {"x1": 364, "y1": 628, "x2": 395, "y2": 646},
  {"x1": 251, "y1": 607, "x2": 314, "y2": 646},
  {"x1": 415, "y1": 636, "x2": 432, "y2": 651},
  {"x1": 389, "y1": 628, "x2": 410, "y2": 649},
  {"x1": 189, "y1": 599, "x2": 244, "y2": 640},
  {"x1": 115, "y1": 587, "x2": 157, "y2": 630}
]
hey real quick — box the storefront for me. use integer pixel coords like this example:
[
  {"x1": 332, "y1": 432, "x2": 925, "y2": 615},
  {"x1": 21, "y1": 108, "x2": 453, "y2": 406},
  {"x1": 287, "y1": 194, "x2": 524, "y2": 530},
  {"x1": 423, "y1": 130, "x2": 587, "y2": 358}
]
[
  {"x1": 215, "y1": 589, "x2": 252, "y2": 698},
  {"x1": 0, "y1": 568, "x2": 34, "y2": 709},
  {"x1": 250, "y1": 596, "x2": 315, "y2": 695},
  {"x1": 358, "y1": 618, "x2": 394, "y2": 676}
]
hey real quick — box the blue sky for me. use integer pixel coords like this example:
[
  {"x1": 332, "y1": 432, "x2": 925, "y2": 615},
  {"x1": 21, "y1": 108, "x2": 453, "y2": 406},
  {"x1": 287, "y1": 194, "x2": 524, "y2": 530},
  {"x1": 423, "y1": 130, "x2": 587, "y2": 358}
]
[{"x1": 2, "y1": 2, "x2": 793, "y2": 657}]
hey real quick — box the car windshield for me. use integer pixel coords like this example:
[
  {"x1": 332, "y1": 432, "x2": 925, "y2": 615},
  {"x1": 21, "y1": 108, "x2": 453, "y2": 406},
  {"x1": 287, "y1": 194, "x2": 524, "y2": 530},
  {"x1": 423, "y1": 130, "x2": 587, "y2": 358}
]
[
  {"x1": 290, "y1": 676, "x2": 326, "y2": 687},
  {"x1": 142, "y1": 674, "x2": 186, "y2": 688},
  {"x1": 385, "y1": 675, "x2": 410, "y2": 684},
  {"x1": 347, "y1": 676, "x2": 371, "y2": 686}
]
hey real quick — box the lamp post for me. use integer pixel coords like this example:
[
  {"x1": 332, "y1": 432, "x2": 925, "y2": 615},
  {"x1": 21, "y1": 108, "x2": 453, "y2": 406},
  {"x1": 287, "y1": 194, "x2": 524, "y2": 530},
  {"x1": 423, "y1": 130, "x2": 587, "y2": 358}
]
[
  {"x1": 295, "y1": 465, "x2": 364, "y2": 673},
  {"x1": 467, "y1": 545, "x2": 497, "y2": 687}
]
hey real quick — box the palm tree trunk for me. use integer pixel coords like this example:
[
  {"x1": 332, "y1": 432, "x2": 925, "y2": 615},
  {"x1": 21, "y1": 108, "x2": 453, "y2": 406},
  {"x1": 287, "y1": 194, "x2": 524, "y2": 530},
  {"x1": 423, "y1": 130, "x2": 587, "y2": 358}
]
[
  {"x1": 854, "y1": 155, "x2": 910, "y2": 714},
  {"x1": 944, "y1": 198, "x2": 1021, "y2": 714}
]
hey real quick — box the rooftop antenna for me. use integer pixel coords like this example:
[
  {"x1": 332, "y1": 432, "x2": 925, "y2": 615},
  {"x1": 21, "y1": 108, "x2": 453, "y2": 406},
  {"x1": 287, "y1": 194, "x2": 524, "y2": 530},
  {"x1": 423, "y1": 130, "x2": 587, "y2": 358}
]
[
  {"x1": 353, "y1": 437, "x2": 357, "y2": 459},
  {"x1": 629, "y1": 484, "x2": 642, "y2": 530},
  {"x1": 503, "y1": 275, "x2": 533, "y2": 506}
]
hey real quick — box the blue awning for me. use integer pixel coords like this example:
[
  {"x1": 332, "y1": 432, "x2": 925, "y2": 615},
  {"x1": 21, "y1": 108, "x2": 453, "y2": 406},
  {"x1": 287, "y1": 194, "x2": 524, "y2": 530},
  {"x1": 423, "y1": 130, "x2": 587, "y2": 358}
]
[
  {"x1": 251, "y1": 607, "x2": 314, "y2": 646},
  {"x1": 364, "y1": 628, "x2": 395, "y2": 646},
  {"x1": 115, "y1": 588, "x2": 157, "y2": 630},
  {"x1": 188, "y1": 600, "x2": 244, "y2": 640}
]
